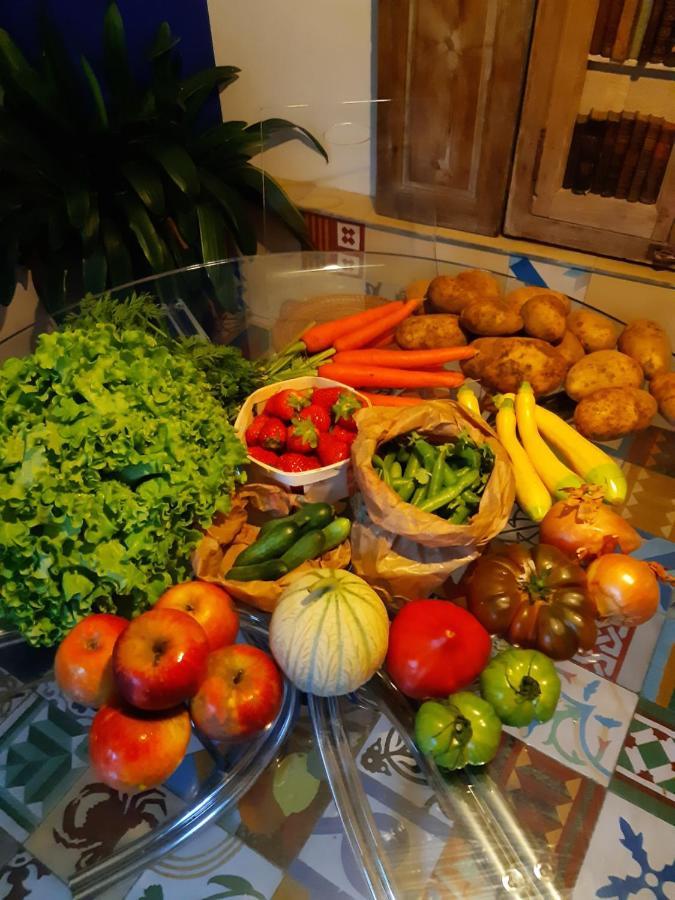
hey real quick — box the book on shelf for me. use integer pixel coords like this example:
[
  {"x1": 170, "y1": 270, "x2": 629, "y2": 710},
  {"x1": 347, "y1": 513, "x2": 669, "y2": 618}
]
[
  {"x1": 616, "y1": 113, "x2": 650, "y2": 198},
  {"x1": 602, "y1": 0, "x2": 629, "y2": 57},
  {"x1": 591, "y1": 0, "x2": 613, "y2": 55},
  {"x1": 629, "y1": 0, "x2": 655, "y2": 58},
  {"x1": 612, "y1": 0, "x2": 643, "y2": 61},
  {"x1": 604, "y1": 111, "x2": 637, "y2": 194},
  {"x1": 574, "y1": 110, "x2": 609, "y2": 194},
  {"x1": 638, "y1": 0, "x2": 665, "y2": 61},
  {"x1": 640, "y1": 120, "x2": 674, "y2": 201},
  {"x1": 627, "y1": 115, "x2": 664, "y2": 200},
  {"x1": 563, "y1": 114, "x2": 589, "y2": 189},
  {"x1": 650, "y1": 0, "x2": 675, "y2": 61},
  {"x1": 592, "y1": 111, "x2": 621, "y2": 193}
]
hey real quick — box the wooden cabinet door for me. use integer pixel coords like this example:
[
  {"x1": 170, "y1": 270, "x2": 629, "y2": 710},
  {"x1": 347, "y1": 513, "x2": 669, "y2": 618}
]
[
  {"x1": 505, "y1": 0, "x2": 675, "y2": 265},
  {"x1": 376, "y1": 0, "x2": 535, "y2": 236}
]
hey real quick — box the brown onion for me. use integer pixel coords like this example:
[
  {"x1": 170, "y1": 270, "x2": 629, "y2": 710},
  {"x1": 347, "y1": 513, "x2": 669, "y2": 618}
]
[{"x1": 586, "y1": 555, "x2": 664, "y2": 626}]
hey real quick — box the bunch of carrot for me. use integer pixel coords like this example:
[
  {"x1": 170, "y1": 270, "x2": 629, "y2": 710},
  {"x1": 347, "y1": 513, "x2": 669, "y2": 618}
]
[{"x1": 302, "y1": 299, "x2": 473, "y2": 395}]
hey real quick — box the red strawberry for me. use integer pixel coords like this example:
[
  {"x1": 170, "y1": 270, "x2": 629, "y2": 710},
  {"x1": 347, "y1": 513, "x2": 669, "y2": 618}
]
[
  {"x1": 245, "y1": 414, "x2": 273, "y2": 447},
  {"x1": 287, "y1": 418, "x2": 319, "y2": 454},
  {"x1": 332, "y1": 392, "x2": 363, "y2": 432},
  {"x1": 331, "y1": 425, "x2": 356, "y2": 446},
  {"x1": 298, "y1": 404, "x2": 331, "y2": 433},
  {"x1": 312, "y1": 387, "x2": 345, "y2": 409},
  {"x1": 278, "y1": 453, "x2": 321, "y2": 473},
  {"x1": 317, "y1": 433, "x2": 350, "y2": 466},
  {"x1": 258, "y1": 417, "x2": 287, "y2": 451},
  {"x1": 248, "y1": 446, "x2": 279, "y2": 467},
  {"x1": 264, "y1": 389, "x2": 311, "y2": 421}
]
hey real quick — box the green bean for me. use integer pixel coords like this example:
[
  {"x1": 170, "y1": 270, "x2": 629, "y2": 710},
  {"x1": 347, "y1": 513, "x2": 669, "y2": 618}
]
[
  {"x1": 396, "y1": 447, "x2": 411, "y2": 464},
  {"x1": 382, "y1": 452, "x2": 396, "y2": 485},
  {"x1": 428, "y1": 445, "x2": 447, "y2": 498},
  {"x1": 413, "y1": 439, "x2": 437, "y2": 471},
  {"x1": 411, "y1": 484, "x2": 429, "y2": 506},
  {"x1": 390, "y1": 461, "x2": 403, "y2": 480},
  {"x1": 372, "y1": 454, "x2": 384, "y2": 469},
  {"x1": 442, "y1": 463, "x2": 458, "y2": 487},
  {"x1": 450, "y1": 504, "x2": 471, "y2": 524},
  {"x1": 391, "y1": 477, "x2": 415, "y2": 502},
  {"x1": 404, "y1": 453, "x2": 420, "y2": 480},
  {"x1": 418, "y1": 470, "x2": 480, "y2": 514},
  {"x1": 462, "y1": 489, "x2": 482, "y2": 506}
]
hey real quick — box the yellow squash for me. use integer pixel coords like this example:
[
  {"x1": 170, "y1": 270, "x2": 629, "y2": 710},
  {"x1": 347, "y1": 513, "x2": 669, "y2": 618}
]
[
  {"x1": 457, "y1": 384, "x2": 481, "y2": 418},
  {"x1": 515, "y1": 383, "x2": 583, "y2": 499},
  {"x1": 496, "y1": 398, "x2": 552, "y2": 522}
]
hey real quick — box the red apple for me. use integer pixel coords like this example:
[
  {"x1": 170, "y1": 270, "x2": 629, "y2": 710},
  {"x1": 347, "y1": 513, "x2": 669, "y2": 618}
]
[
  {"x1": 190, "y1": 644, "x2": 283, "y2": 741},
  {"x1": 89, "y1": 702, "x2": 191, "y2": 792},
  {"x1": 154, "y1": 581, "x2": 239, "y2": 651},
  {"x1": 55, "y1": 613, "x2": 128, "y2": 707},
  {"x1": 113, "y1": 608, "x2": 209, "y2": 711}
]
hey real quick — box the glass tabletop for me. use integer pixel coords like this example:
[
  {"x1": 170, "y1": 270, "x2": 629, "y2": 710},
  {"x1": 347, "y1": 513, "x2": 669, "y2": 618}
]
[{"x1": 1, "y1": 251, "x2": 673, "y2": 900}]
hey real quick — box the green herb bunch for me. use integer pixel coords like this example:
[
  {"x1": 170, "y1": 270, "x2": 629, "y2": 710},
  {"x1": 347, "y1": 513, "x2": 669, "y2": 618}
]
[{"x1": 0, "y1": 321, "x2": 248, "y2": 646}]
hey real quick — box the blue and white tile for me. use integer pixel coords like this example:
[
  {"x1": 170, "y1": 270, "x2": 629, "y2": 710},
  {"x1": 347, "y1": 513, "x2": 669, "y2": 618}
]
[
  {"x1": 508, "y1": 256, "x2": 590, "y2": 300},
  {"x1": 572, "y1": 791, "x2": 675, "y2": 899},
  {"x1": 504, "y1": 660, "x2": 637, "y2": 786},
  {"x1": 127, "y1": 828, "x2": 284, "y2": 900},
  {"x1": 0, "y1": 848, "x2": 70, "y2": 900}
]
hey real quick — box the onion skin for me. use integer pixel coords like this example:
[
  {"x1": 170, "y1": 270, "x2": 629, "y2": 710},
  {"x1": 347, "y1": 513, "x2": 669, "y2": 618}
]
[
  {"x1": 586, "y1": 555, "x2": 659, "y2": 626},
  {"x1": 539, "y1": 487, "x2": 641, "y2": 563}
]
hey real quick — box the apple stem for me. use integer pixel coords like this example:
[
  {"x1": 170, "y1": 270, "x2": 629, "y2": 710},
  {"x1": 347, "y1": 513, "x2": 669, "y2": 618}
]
[{"x1": 233, "y1": 669, "x2": 244, "y2": 685}]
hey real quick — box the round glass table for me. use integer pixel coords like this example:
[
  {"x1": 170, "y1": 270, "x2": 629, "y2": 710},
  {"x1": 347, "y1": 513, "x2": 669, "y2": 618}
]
[{"x1": 0, "y1": 252, "x2": 672, "y2": 900}]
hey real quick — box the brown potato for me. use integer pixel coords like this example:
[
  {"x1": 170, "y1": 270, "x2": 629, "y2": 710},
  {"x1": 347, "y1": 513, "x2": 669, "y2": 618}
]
[
  {"x1": 565, "y1": 350, "x2": 643, "y2": 401},
  {"x1": 618, "y1": 319, "x2": 672, "y2": 379},
  {"x1": 567, "y1": 309, "x2": 617, "y2": 352},
  {"x1": 505, "y1": 286, "x2": 571, "y2": 315},
  {"x1": 460, "y1": 299, "x2": 523, "y2": 336},
  {"x1": 427, "y1": 269, "x2": 501, "y2": 314},
  {"x1": 521, "y1": 295, "x2": 567, "y2": 342},
  {"x1": 460, "y1": 337, "x2": 567, "y2": 396},
  {"x1": 574, "y1": 387, "x2": 657, "y2": 440},
  {"x1": 649, "y1": 371, "x2": 675, "y2": 424},
  {"x1": 555, "y1": 330, "x2": 585, "y2": 369},
  {"x1": 396, "y1": 314, "x2": 466, "y2": 349}
]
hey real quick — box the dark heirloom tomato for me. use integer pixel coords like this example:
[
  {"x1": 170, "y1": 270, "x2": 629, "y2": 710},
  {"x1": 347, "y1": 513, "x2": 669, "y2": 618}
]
[{"x1": 465, "y1": 543, "x2": 596, "y2": 661}]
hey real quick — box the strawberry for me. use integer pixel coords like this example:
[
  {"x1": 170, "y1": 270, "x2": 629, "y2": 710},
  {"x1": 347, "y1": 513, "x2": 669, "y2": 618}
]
[
  {"x1": 245, "y1": 414, "x2": 273, "y2": 447},
  {"x1": 330, "y1": 425, "x2": 356, "y2": 446},
  {"x1": 287, "y1": 418, "x2": 319, "y2": 454},
  {"x1": 264, "y1": 389, "x2": 311, "y2": 421},
  {"x1": 248, "y1": 446, "x2": 280, "y2": 467},
  {"x1": 298, "y1": 403, "x2": 331, "y2": 433},
  {"x1": 258, "y1": 417, "x2": 287, "y2": 451},
  {"x1": 278, "y1": 452, "x2": 321, "y2": 473},
  {"x1": 312, "y1": 387, "x2": 346, "y2": 409},
  {"x1": 317, "y1": 433, "x2": 350, "y2": 466},
  {"x1": 332, "y1": 392, "x2": 363, "y2": 432}
]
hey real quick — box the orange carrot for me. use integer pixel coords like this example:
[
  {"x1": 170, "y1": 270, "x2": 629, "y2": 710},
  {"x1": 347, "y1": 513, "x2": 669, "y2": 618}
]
[
  {"x1": 332, "y1": 347, "x2": 476, "y2": 369},
  {"x1": 301, "y1": 302, "x2": 403, "y2": 353},
  {"x1": 370, "y1": 329, "x2": 397, "y2": 349},
  {"x1": 359, "y1": 392, "x2": 426, "y2": 406},
  {"x1": 318, "y1": 363, "x2": 465, "y2": 389},
  {"x1": 333, "y1": 299, "x2": 423, "y2": 352}
]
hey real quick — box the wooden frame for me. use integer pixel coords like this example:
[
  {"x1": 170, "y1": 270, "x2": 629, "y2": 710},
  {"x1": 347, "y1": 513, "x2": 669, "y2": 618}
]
[
  {"x1": 505, "y1": 0, "x2": 675, "y2": 264},
  {"x1": 376, "y1": 0, "x2": 535, "y2": 236}
]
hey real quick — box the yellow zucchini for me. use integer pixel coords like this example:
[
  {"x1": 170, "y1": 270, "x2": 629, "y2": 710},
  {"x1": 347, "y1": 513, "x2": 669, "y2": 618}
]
[{"x1": 496, "y1": 398, "x2": 552, "y2": 522}]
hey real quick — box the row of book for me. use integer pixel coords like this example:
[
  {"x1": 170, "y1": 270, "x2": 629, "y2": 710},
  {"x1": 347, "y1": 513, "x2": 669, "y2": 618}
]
[
  {"x1": 590, "y1": 0, "x2": 675, "y2": 65},
  {"x1": 563, "y1": 111, "x2": 674, "y2": 201}
]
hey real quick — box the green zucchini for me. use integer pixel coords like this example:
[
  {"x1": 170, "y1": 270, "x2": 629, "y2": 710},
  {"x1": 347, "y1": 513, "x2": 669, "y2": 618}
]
[
  {"x1": 281, "y1": 529, "x2": 326, "y2": 572},
  {"x1": 227, "y1": 559, "x2": 289, "y2": 582},
  {"x1": 320, "y1": 517, "x2": 351, "y2": 551},
  {"x1": 233, "y1": 522, "x2": 300, "y2": 567}
]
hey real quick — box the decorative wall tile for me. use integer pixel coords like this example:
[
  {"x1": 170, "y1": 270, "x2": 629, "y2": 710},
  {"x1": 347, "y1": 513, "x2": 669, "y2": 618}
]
[
  {"x1": 610, "y1": 697, "x2": 675, "y2": 826},
  {"x1": 572, "y1": 792, "x2": 675, "y2": 899},
  {"x1": 508, "y1": 257, "x2": 590, "y2": 300},
  {"x1": 304, "y1": 212, "x2": 365, "y2": 254},
  {"x1": 642, "y1": 617, "x2": 675, "y2": 712},
  {"x1": 504, "y1": 661, "x2": 637, "y2": 786},
  {"x1": 0, "y1": 849, "x2": 69, "y2": 900}
]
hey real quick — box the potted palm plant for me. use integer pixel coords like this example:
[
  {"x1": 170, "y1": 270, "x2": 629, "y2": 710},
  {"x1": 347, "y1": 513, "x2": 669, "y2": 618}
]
[{"x1": 0, "y1": 3, "x2": 326, "y2": 321}]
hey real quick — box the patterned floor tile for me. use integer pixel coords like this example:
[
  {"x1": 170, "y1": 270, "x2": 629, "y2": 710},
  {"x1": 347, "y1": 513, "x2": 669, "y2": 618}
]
[
  {"x1": 488, "y1": 735, "x2": 606, "y2": 891},
  {"x1": 609, "y1": 697, "x2": 675, "y2": 826},
  {"x1": 126, "y1": 829, "x2": 284, "y2": 900},
  {"x1": 621, "y1": 462, "x2": 675, "y2": 541},
  {"x1": 0, "y1": 829, "x2": 19, "y2": 872},
  {"x1": 642, "y1": 617, "x2": 675, "y2": 712},
  {"x1": 504, "y1": 660, "x2": 637, "y2": 786},
  {"x1": 25, "y1": 768, "x2": 184, "y2": 882},
  {"x1": 574, "y1": 613, "x2": 666, "y2": 693},
  {"x1": 0, "y1": 848, "x2": 69, "y2": 900},
  {"x1": 572, "y1": 791, "x2": 675, "y2": 898},
  {"x1": 164, "y1": 747, "x2": 217, "y2": 803},
  {"x1": 0, "y1": 695, "x2": 90, "y2": 840}
]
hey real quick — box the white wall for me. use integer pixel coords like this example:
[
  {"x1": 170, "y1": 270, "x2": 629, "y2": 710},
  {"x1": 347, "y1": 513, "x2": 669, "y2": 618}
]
[{"x1": 207, "y1": 0, "x2": 374, "y2": 195}]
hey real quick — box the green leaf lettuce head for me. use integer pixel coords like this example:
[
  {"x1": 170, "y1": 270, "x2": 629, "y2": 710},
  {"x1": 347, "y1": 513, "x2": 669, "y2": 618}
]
[{"x1": 0, "y1": 322, "x2": 247, "y2": 646}]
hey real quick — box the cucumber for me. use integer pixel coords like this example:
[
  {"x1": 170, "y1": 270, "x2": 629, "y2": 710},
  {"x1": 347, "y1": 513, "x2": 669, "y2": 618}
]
[
  {"x1": 227, "y1": 559, "x2": 289, "y2": 582},
  {"x1": 320, "y1": 517, "x2": 351, "y2": 552},
  {"x1": 293, "y1": 502, "x2": 334, "y2": 531},
  {"x1": 280, "y1": 530, "x2": 326, "y2": 572},
  {"x1": 233, "y1": 522, "x2": 300, "y2": 567},
  {"x1": 257, "y1": 514, "x2": 295, "y2": 539}
]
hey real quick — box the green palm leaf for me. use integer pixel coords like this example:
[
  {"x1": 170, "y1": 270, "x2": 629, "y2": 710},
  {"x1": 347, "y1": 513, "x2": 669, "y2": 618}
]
[
  {"x1": 0, "y1": 29, "x2": 60, "y2": 123},
  {"x1": 244, "y1": 118, "x2": 328, "y2": 161},
  {"x1": 83, "y1": 244, "x2": 108, "y2": 294},
  {"x1": 80, "y1": 55, "x2": 109, "y2": 129},
  {"x1": 0, "y1": 241, "x2": 17, "y2": 306},
  {"x1": 197, "y1": 203, "x2": 237, "y2": 310},
  {"x1": 81, "y1": 195, "x2": 100, "y2": 252},
  {"x1": 118, "y1": 193, "x2": 168, "y2": 271},
  {"x1": 121, "y1": 160, "x2": 166, "y2": 216},
  {"x1": 101, "y1": 218, "x2": 133, "y2": 286},
  {"x1": 149, "y1": 21, "x2": 181, "y2": 59},
  {"x1": 237, "y1": 166, "x2": 311, "y2": 246},
  {"x1": 38, "y1": 14, "x2": 83, "y2": 117},
  {"x1": 64, "y1": 183, "x2": 91, "y2": 230},
  {"x1": 103, "y1": 2, "x2": 135, "y2": 111},
  {"x1": 200, "y1": 170, "x2": 257, "y2": 255},
  {"x1": 180, "y1": 66, "x2": 240, "y2": 103},
  {"x1": 145, "y1": 141, "x2": 200, "y2": 196}
]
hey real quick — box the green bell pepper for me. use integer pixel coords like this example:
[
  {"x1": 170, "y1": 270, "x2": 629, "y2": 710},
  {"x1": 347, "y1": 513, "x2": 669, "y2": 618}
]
[
  {"x1": 480, "y1": 648, "x2": 561, "y2": 728},
  {"x1": 414, "y1": 691, "x2": 502, "y2": 770}
]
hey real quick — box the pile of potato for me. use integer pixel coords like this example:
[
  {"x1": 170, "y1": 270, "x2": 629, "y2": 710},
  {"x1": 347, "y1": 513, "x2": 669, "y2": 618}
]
[{"x1": 400, "y1": 269, "x2": 674, "y2": 441}]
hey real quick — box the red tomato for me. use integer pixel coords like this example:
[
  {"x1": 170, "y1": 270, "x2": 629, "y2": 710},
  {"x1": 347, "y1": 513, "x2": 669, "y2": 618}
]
[{"x1": 385, "y1": 599, "x2": 492, "y2": 700}]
